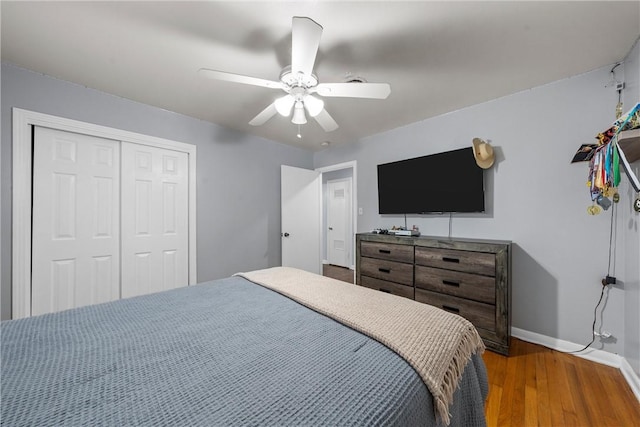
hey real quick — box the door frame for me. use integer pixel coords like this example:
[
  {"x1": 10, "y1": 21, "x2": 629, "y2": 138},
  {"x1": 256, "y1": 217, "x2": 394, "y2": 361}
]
[
  {"x1": 12, "y1": 108, "x2": 197, "y2": 319},
  {"x1": 316, "y1": 161, "x2": 357, "y2": 270}
]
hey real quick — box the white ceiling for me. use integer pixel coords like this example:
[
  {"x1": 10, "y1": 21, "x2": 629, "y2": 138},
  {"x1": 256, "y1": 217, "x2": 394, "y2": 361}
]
[{"x1": 2, "y1": 1, "x2": 639, "y2": 151}]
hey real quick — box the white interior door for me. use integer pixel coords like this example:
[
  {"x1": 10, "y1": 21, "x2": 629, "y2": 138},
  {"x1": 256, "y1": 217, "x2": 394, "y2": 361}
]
[
  {"x1": 281, "y1": 165, "x2": 321, "y2": 274},
  {"x1": 121, "y1": 142, "x2": 189, "y2": 298},
  {"x1": 32, "y1": 127, "x2": 120, "y2": 315},
  {"x1": 327, "y1": 178, "x2": 352, "y2": 268}
]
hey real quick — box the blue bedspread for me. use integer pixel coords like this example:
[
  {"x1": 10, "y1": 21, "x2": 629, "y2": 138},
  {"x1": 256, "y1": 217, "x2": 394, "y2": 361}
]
[{"x1": 1, "y1": 276, "x2": 487, "y2": 426}]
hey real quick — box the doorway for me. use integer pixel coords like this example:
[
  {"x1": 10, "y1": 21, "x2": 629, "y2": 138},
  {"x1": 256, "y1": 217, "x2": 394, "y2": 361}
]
[
  {"x1": 279, "y1": 161, "x2": 357, "y2": 277},
  {"x1": 325, "y1": 177, "x2": 352, "y2": 268},
  {"x1": 317, "y1": 161, "x2": 357, "y2": 272}
]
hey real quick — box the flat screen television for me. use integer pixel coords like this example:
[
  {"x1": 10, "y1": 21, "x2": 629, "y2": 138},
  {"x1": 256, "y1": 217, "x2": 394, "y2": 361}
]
[{"x1": 377, "y1": 147, "x2": 485, "y2": 214}]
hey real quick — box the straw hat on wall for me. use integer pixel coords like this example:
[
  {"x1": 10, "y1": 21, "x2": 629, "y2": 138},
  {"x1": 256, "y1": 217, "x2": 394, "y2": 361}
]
[{"x1": 472, "y1": 138, "x2": 495, "y2": 169}]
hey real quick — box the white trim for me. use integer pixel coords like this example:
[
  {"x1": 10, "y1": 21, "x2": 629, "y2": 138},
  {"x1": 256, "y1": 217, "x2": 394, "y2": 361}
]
[
  {"x1": 11, "y1": 108, "x2": 197, "y2": 319},
  {"x1": 316, "y1": 161, "x2": 357, "y2": 173},
  {"x1": 512, "y1": 327, "x2": 640, "y2": 403},
  {"x1": 316, "y1": 160, "x2": 358, "y2": 270},
  {"x1": 620, "y1": 357, "x2": 640, "y2": 403}
]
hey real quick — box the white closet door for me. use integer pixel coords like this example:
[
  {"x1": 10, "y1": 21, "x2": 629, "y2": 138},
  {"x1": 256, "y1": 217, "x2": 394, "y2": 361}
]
[
  {"x1": 32, "y1": 127, "x2": 120, "y2": 315},
  {"x1": 121, "y1": 142, "x2": 189, "y2": 298}
]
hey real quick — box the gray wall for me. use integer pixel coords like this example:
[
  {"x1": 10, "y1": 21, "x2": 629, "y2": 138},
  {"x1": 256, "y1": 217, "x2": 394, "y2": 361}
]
[
  {"x1": 314, "y1": 62, "x2": 639, "y2": 366},
  {"x1": 621, "y1": 38, "x2": 640, "y2": 374},
  {"x1": 1, "y1": 62, "x2": 313, "y2": 320}
]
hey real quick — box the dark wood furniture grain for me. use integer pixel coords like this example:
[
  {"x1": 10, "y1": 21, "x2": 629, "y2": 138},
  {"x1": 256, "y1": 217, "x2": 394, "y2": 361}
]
[{"x1": 356, "y1": 233, "x2": 511, "y2": 355}]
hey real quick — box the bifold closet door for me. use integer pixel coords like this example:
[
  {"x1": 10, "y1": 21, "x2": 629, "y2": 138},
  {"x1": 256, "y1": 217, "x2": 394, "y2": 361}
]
[
  {"x1": 120, "y1": 142, "x2": 189, "y2": 298},
  {"x1": 32, "y1": 127, "x2": 121, "y2": 316}
]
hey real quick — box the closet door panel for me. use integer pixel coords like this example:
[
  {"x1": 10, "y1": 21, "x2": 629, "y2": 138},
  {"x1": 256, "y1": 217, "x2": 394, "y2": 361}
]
[
  {"x1": 32, "y1": 127, "x2": 120, "y2": 315},
  {"x1": 121, "y1": 142, "x2": 189, "y2": 298}
]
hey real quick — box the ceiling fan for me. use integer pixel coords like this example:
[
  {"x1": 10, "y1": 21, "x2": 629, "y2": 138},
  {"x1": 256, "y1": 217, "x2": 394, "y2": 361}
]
[{"x1": 198, "y1": 16, "x2": 391, "y2": 132}]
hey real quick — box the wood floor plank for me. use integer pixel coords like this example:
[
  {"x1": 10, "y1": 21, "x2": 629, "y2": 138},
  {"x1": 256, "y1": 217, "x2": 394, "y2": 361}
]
[
  {"x1": 523, "y1": 345, "x2": 538, "y2": 427},
  {"x1": 485, "y1": 384, "x2": 503, "y2": 426},
  {"x1": 565, "y1": 360, "x2": 594, "y2": 426},
  {"x1": 597, "y1": 361, "x2": 640, "y2": 426},
  {"x1": 575, "y1": 359, "x2": 619, "y2": 426},
  {"x1": 509, "y1": 342, "x2": 527, "y2": 426},
  {"x1": 497, "y1": 344, "x2": 518, "y2": 426},
  {"x1": 481, "y1": 338, "x2": 640, "y2": 427},
  {"x1": 543, "y1": 347, "x2": 566, "y2": 427},
  {"x1": 533, "y1": 348, "x2": 551, "y2": 426}
]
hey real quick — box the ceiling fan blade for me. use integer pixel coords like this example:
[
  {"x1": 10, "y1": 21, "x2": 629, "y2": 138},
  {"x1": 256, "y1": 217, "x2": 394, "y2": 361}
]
[
  {"x1": 291, "y1": 17, "x2": 323, "y2": 77},
  {"x1": 198, "y1": 68, "x2": 282, "y2": 89},
  {"x1": 314, "y1": 109, "x2": 339, "y2": 132},
  {"x1": 315, "y1": 82, "x2": 391, "y2": 99},
  {"x1": 249, "y1": 103, "x2": 278, "y2": 126}
]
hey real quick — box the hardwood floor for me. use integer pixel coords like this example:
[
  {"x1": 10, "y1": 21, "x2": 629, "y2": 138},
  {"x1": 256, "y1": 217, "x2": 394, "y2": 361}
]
[
  {"x1": 484, "y1": 338, "x2": 640, "y2": 427},
  {"x1": 322, "y1": 266, "x2": 640, "y2": 426}
]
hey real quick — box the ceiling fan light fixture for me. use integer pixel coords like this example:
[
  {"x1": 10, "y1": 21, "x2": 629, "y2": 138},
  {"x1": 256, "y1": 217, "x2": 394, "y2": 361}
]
[
  {"x1": 292, "y1": 101, "x2": 307, "y2": 124},
  {"x1": 200, "y1": 16, "x2": 391, "y2": 134},
  {"x1": 304, "y1": 95, "x2": 324, "y2": 117},
  {"x1": 275, "y1": 95, "x2": 295, "y2": 116}
]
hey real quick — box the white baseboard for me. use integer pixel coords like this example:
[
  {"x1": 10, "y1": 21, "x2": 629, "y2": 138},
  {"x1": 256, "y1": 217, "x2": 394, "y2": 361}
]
[
  {"x1": 621, "y1": 357, "x2": 640, "y2": 402},
  {"x1": 512, "y1": 327, "x2": 640, "y2": 402}
]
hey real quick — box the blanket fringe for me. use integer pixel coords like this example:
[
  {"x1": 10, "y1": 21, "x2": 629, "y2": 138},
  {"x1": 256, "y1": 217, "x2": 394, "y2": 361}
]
[{"x1": 436, "y1": 326, "x2": 485, "y2": 425}]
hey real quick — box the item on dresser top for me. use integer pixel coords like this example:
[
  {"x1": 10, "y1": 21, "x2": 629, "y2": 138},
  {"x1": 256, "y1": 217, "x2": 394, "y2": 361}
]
[
  {"x1": 388, "y1": 229, "x2": 421, "y2": 236},
  {"x1": 372, "y1": 228, "x2": 390, "y2": 234}
]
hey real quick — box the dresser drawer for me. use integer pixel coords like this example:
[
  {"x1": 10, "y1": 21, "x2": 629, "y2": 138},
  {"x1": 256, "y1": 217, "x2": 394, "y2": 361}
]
[
  {"x1": 360, "y1": 257, "x2": 413, "y2": 286},
  {"x1": 415, "y1": 265, "x2": 495, "y2": 304},
  {"x1": 415, "y1": 247, "x2": 495, "y2": 276},
  {"x1": 361, "y1": 276, "x2": 414, "y2": 300},
  {"x1": 415, "y1": 288, "x2": 495, "y2": 332},
  {"x1": 361, "y1": 241, "x2": 414, "y2": 263}
]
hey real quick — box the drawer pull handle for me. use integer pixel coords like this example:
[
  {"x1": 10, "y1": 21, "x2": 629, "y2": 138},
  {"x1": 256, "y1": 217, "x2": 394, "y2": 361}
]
[
  {"x1": 442, "y1": 280, "x2": 460, "y2": 287},
  {"x1": 442, "y1": 305, "x2": 460, "y2": 313},
  {"x1": 442, "y1": 257, "x2": 460, "y2": 263},
  {"x1": 379, "y1": 288, "x2": 391, "y2": 294},
  {"x1": 379, "y1": 249, "x2": 391, "y2": 254},
  {"x1": 378, "y1": 268, "x2": 391, "y2": 274}
]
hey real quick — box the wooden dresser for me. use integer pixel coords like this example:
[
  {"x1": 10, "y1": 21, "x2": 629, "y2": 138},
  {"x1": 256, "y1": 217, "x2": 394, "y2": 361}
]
[{"x1": 356, "y1": 233, "x2": 511, "y2": 355}]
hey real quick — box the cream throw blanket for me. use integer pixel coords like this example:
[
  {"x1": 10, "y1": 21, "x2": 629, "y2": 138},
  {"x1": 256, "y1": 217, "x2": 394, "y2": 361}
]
[{"x1": 235, "y1": 267, "x2": 485, "y2": 425}]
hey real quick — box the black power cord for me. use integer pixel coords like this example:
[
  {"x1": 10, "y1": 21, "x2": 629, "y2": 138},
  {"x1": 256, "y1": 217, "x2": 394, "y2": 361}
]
[
  {"x1": 566, "y1": 285, "x2": 607, "y2": 354},
  {"x1": 566, "y1": 199, "x2": 616, "y2": 354}
]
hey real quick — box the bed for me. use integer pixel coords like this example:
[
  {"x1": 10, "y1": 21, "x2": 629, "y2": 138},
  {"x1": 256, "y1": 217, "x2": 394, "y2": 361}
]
[{"x1": 1, "y1": 267, "x2": 488, "y2": 426}]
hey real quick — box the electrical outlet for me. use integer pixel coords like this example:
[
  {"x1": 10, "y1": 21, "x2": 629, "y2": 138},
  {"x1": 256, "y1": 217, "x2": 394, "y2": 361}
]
[
  {"x1": 615, "y1": 82, "x2": 625, "y2": 91},
  {"x1": 594, "y1": 331, "x2": 613, "y2": 339}
]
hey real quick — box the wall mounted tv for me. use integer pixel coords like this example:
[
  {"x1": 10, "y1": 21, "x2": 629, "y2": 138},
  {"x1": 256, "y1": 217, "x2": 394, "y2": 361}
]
[{"x1": 377, "y1": 147, "x2": 485, "y2": 214}]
